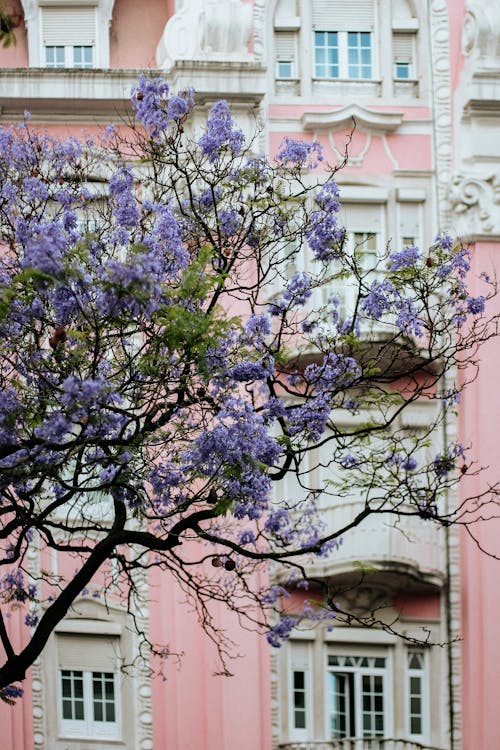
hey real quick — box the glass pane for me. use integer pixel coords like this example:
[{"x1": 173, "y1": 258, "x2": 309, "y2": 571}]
[
  {"x1": 74, "y1": 700, "x2": 84, "y2": 721},
  {"x1": 62, "y1": 699, "x2": 72, "y2": 720},
  {"x1": 105, "y1": 679, "x2": 115, "y2": 700},
  {"x1": 411, "y1": 716, "x2": 422, "y2": 734},
  {"x1": 74, "y1": 677, "x2": 83, "y2": 699},
  {"x1": 409, "y1": 652, "x2": 424, "y2": 669},
  {"x1": 94, "y1": 700, "x2": 103, "y2": 722},
  {"x1": 411, "y1": 696, "x2": 422, "y2": 713},
  {"x1": 106, "y1": 702, "x2": 116, "y2": 722}
]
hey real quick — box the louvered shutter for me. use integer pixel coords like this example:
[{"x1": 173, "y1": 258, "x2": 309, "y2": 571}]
[
  {"x1": 58, "y1": 634, "x2": 120, "y2": 672},
  {"x1": 42, "y1": 6, "x2": 96, "y2": 46},
  {"x1": 393, "y1": 33, "x2": 413, "y2": 62},
  {"x1": 275, "y1": 31, "x2": 296, "y2": 61},
  {"x1": 312, "y1": 0, "x2": 374, "y2": 31}
]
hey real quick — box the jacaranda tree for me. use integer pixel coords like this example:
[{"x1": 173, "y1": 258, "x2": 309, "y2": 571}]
[{"x1": 0, "y1": 75, "x2": 495, "y2": 700}]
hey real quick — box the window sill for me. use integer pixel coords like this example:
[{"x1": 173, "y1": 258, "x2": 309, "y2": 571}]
[{"x1": 312, "y1": 78, "x2": 382, "y2": 98}]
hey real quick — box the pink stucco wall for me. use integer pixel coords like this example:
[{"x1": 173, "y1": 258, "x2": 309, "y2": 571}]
[
  {"x1": 110, "y1": 0, "x2": 168, "y2": 69},
  {"x1": 458, "y1": 242, "x2": 500, "y2": 749},
  {"x1": 149, "y1": 566, "x2": 272, "y2": 750}
]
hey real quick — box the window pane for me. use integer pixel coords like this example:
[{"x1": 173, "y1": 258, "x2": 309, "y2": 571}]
[
  {"x1": 60, "y1": 670, "x2": 85, "y2": 721},
  {"x1": 314, "y1": 31, "x2": 338, "y2": 78},
  {"x1": 293, "y1": 670, "x2": 307, "y2": 730},
  {"x1": 73, "y1": 45, "x2": 93, "y2": 69},
  {"x1": 277, "y1": 61, "x2": 293, "y2": 78},
  {"x1": 45, "y1": 46, "x2": 65, "y2": 68}
]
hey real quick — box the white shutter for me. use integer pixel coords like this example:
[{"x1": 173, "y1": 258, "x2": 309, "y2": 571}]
[
  {"x1": 393, "y1": 33, "x2": 413, "y2": 62},
  {"x1": 58, "y1": 634, "x2": 120, "y2": 672},
  {"x1": 42, "y1": 6, "x2": 96, "y2": 46},
  {"x1": 275, "y1": 31, "x2": 296, "y2": 61},
  {"x1": 399, "y1": 203, "x2": 420, "y2": 243},
  {"x1": 312, "y1": 0, "x2": 374, "y2": 31},
  {"x1": 340, "y1": 203, "x2": 383, "y2": 235}
]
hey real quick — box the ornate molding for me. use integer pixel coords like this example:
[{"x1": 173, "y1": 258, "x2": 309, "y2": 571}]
[
  {"x1": 429, "y1": 0, "x2": 454, "y2": 228},
  {"x1": 462, "y1": 0, "x2": 500, "y2": 62},
  {"x1": 156, "y1": 0, "x2": 253, "y2": 70},
  {"x1": 448, "y1": 172, "x2": 500, "y2": 238},
  {"x1": 301, "y1": 104, "x2": 404, "y2": 134}
]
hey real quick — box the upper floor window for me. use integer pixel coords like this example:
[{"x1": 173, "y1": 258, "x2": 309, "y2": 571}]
[
  {"x1": 42, "y1": 6, "x2": 96, "y2": 69},
  {"x1": 273, "y1": 0, "x2": 421, "y2": 99},
  {"x1": 312, "y1": 0, "x2": 374, "y2": 80},
  {"x1": 57, "y1": 633, "x2": 121, "y2": 740}
]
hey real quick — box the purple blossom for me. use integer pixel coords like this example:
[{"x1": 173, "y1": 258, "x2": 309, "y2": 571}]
[
  {"x1": 289, "y1": 392, "x2": 331, "y2": 442},
  {"x1": 231, "y1": 358, "x2": 274, "y2": 382},
  {"x1": 304, "y1": 353, "x2": 361, "y2": 392},
  {"x1": 199, "y1": 101, "x2": 244, "y2": 162},
  {"x1": 24, "y1": 611, "x2": 39, "y2": 627},
  {"x1": 239, "y1": 529, "x2": 256, "y2": 545},
  {"x1": 467, "y1": 295, "x2": 485, "y2": 315},
  {"x1": 388, "y1": 245, "x2": 420, "y2": 270},
  {"x1": 266, "y1": 616, "x2": 296, "y2": 648},
  {"x1": 276, "y1": 137, "x2": 323, "y2": 168}
]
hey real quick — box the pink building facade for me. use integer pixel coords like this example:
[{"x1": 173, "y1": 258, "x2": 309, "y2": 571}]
[{"x1": 0, "y1": 1, "x2": 498, "y2": 748}]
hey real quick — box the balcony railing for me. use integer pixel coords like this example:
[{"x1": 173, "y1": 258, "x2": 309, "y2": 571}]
[
  {"x1": 279, "y1": 739, "x2": 444, "y2": 750},
  {"x1": 305, "y1": 497, "x2": 445, "y2": 583}
]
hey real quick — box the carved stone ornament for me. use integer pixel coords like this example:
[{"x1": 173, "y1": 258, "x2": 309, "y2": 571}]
[
  {"x1": 448, "y1": 173, "x2": 500, "y2": 237},
  {"x1": 156, "y1": 0, "x2": 253, "y2": 70},
  {"x1": 462, "y1": 0, "x2": 500, "y2": 61}
]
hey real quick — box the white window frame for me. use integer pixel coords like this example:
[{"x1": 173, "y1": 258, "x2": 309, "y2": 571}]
[
  {"x1": 324, "y1": 646, "x2": 394, "y2": 740},
  {"x1": 288, "y1": 642, "x2": 313, "y2": 742},
  {"x1": 314, "y1": 30, "x2": 373, "y2": 80},
  {"x1": 19, "y1": 0, "x2": 115, "y2": 68},
  {"x1": 58, "y1": 667, "x2": 122, "y2": 740},
  {"x1": 405, "y1": 649, "x2": 430, "y2": 743},
  {"x1": 44, "y1": 44, "x2": 94, "y2": 69}
]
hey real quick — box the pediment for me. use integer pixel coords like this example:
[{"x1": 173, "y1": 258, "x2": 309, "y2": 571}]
[{"x1": 301, "y1": 104, "x2": 404, "y2": 134}]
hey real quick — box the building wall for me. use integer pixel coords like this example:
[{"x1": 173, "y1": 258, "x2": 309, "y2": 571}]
[{"x1": 0, "y1": 1, "x2": 498, "y2": 748}]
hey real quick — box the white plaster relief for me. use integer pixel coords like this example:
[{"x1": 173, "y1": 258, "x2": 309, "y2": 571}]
[
  {"x1": 448, "y1": 172, "x2": 500, "y2": 238},
  {"x1": 462, "y1": 0, "x2": 500, "y2": 61},
  {"x1": 156, "y1": 0, "x2": 253, "y2": 69},
  {"x1": 429, "y1": 0, "x2": 454, "y2": 228}
]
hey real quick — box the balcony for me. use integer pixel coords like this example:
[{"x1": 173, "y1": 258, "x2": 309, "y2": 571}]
[
  {"x1": 305, "y1": 497, "x2": 446, "y2": 585},
  {"x1": 279, "y1": 740, "x2": 444, "y2": 750}
]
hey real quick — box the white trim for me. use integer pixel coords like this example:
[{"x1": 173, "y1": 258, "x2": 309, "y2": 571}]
[
  {"x1": 58, "y1": 667, "x2": 122, "y2": 740},
  {"x1": 55, "y1": 618, "x2": 123, "y2": 635}
]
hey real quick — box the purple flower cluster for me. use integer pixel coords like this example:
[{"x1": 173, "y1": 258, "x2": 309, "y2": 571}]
[
  {"x1": 109, "y1": 168, "x2": 140, "y2": 229},
  {"x1": 131, "y1": 75, "x2": 193, "y2": 138},
  {"x1": 306, "y1": 196, "x2": 345, "y2": 263},
  {"x1": 433, "y1": 444, "x2": 465, "y2": 477},
  {"x1": 270, "y1": 272, "x2": 313, "y2": 315},
  {"x1": 199, "y1": 101, "x2": 244, "y2": 162},
  {"x1": 266, "y1": 616, "x2": 296, "y2": 648},
  {"x1": 184, "y1": 398, "x2": 281, "y2": 520},
  {"x1": 276, "y1": 137, "x2": 323, "y2": 168},
  {"x1": 289, "y1": 392, "x2": 330, "y2": 442},
  {"x1": 388, "y1": 245, "x2": 420, "y2": 270},
  {"x1": 304, "y1": 353, "x2": 361, "y2": 392},
  {"x1": 361, "y1": 279, "x2": 424, "y2": 336}
]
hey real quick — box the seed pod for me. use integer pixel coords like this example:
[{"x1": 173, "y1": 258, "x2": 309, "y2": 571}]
[
  {"x1": 211, "y1": 557, "x2": 222, "y2": 568},
  {"x1": 224, "y1": 559, "x2": 236, "y2": 571}
]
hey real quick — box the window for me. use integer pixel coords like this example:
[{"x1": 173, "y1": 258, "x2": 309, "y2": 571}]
[
  {"x1": 393, "y1": 33, "x2": 415, "y2": 79},
  {"x1": 312, "y1": 0, "x2": 374, "y2": 80},
  {"x1": 42, "y1": 6, "x2": 96, "y2": 69},
  {"x1": 58, "y1": 633, "x2": 121, "y2": 739},
  {"x1": 314, "y1": 31, "x2": 372, "y2": 79},
  {"x1": 407, "y1": 650, "x2": 427, "y2": 739},
  {"x1": 45, "y1": 44, "x2": 94, "y2": 69},
  {"x1": 327, "y1": 653, "x2": 387, "y2": 738},
  {"x1": 278, "y1": 623, "x2": 438, "y2": 748},
  {"x1": 325, "y1": 203, "x2": 384, "y2": 318},
  {"x1": 275, "y1": 31, "x2": 297, "y2": 78},
  {"x1": 314, "y1": 31, "x2": 339, "y2": 78}
]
